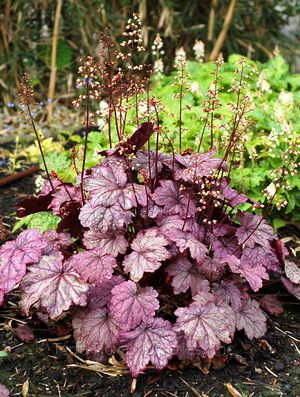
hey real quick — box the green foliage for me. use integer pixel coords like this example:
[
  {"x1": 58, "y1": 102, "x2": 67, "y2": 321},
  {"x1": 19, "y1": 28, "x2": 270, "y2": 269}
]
[
  {"x1": 150, "y1": 54, "x2": 300, "y2": 222},
  {"x1": 13, "y1": 212, "x2": 60, "y2": 233}
]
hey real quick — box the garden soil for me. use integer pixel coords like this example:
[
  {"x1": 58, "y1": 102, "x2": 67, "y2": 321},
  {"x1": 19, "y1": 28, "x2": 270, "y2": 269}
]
[{"x1": 0, "y1": 175, "x2": 299, "y2": 397}]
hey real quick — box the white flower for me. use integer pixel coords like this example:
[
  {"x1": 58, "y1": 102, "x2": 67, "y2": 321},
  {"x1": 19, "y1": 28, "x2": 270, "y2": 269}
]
[
  {"x1": 279, "y1": 91, "x2": 293, "y2": 107},
  {"x1": 190, "y1": 81, "x2": 200, "y2": 94},
  {"x1": 256, "y1": 71, "x2": 271, "y2": 92},
  {"x1": 174, "y1": 47, "x2": 186, "y2": 66},
  {"x1": 99, "y1": 100, "x2": 109, "y2": 116},
  {"x1": 193, "y1": 39, "x2": 205, "y2": 63},
  {"x1": 264, "y1": 183, "x2": 276, "y2": 198},
  {"x1": 153, "y1": 59, "x2": 164, "y2": 74},
  {"x1": 35, "y1": 175, "x2": 45, "y2": 193}
]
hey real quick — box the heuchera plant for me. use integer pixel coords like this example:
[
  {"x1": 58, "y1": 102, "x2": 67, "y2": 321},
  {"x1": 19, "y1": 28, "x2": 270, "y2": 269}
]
[{"x1": 1, "y1": 15, "x2": 300, "y2": 378}]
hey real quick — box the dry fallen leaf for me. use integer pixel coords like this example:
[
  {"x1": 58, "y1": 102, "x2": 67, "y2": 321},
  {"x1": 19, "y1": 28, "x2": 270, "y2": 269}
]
[
  {"x1": 22, "y1": 379, "x2": 29, "y2": 397},
  {"x1": 224, "y1": 383, "x2": 243, "y2": 397}
]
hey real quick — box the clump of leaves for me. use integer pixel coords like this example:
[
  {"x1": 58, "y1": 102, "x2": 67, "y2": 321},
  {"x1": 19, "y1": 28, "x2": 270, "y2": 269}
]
[{"x1": 1, "y1": 15, "x2": 299, "y2": 378}]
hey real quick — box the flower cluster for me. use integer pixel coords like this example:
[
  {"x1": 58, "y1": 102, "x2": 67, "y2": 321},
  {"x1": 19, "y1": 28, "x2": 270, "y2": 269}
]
[{"x1": 193, "y1": 39, "x2": 205, "y2": 63}]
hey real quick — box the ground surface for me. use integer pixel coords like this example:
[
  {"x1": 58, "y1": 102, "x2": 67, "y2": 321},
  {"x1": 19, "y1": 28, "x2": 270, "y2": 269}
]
[{"x1": 0, "y1": 175, "x2": 300, "y2": 397}]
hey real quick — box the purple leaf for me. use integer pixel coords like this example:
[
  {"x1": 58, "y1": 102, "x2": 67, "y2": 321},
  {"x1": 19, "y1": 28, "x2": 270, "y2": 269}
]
[
  {"x1": 20, "y1": 254, "x2": 88, "y2": 319},
  {"x1": 14, "y1": 324, "x2": 35, "y2": 342},
  {"x1": 42, "y1": 230, "x2": 72, "y2": 255},
  {"x1": 241, "y1": 246, "x2": 280, "y2": 272},
  {"x1": 236, "y1": 298, "x2": 267, "y2": 339},
  {"x1": 175, "y1": 149, "x2": 227, "y2": 182},
  {"x1": 224, "y1": 255, "x2": 269, "y2": 292},
  {"x1": 122, "y1": 317, "x2": 177, "y2": 377},
  {"x1": 164, "y1": 228, "x2": 207, "y2": 264},
  {"x1": 110, "y1": 280, "x2": 159, "y2": 330},
  {"x1": 123, "y1": 228, "x2": 171, "y2": 282},
  {"x1": 88, "y1": 276, "x2": 125, "y2": 309},
  {"x1": 212, "y1": 236, "x2": 241, "y2": 259},
  {"x1": 83, "y1": 229, "x2": 128, "y2": 257},
  {"x1": 166, "y1": 256, "x2": 210, "y2": 295},
  {"x1": 140, "y1": 199, "x2": 162, "y2": 219},
  {"x1": 48, "y1": 185, "x2": 82, "y2": 215},
  {"x1": 84, "y1": 162, "x2": 132, "y2": 208},
  {"x1": 79, "y1": 202, "x2": 133, "y2": 233},
  {"x1": 0, "y1": 384, "x2": 10, "y2": 397},
  {"x1": 213, "y1": 280, "x2": 242, "y2": 310},
  {"x1": 197, "y1": 258, "x2": 224, "y2": 282},
  {"x1": 131, "y1": 150, "x2": 170, "y2": 179},
  {"x1": 100, "y1": 122, "x2": 154, "y2": 157},
  {"x1": 220, "y1": 178, "x2": 248, "y2": 207},
  {"x1": 260, "y1": 295, "x2": 284, "y2": 316},
  {"x1": 124, "y1": 122, "x2": 154, "y2": 151},
  {"x1": 70, "y1": 248, "x2": 117, "y2": 285},
  {"x1": 16, "y1": 192, "x2": 53, "y2": 217},
  {"x1": 175, "y1": 297, "x2": 235, "y2": 358},
  {"x1": 213, "y1": 223, "x2": 236, "y2": 237},
  {"x1": 285, "y1": 260, "x2": 300, "y2": 284},
  {"x1": 73, "y1": 306, "x2": 120, "y2": 353},
  {"x1": 157, "y1": 214, "x2": 185, "y2": 232},
  {"x1": 152, "y1": 180, "x2": 196, "y2": 217},
  {"x1": 281, "y1": 277, "x2": 300, "y2": 300},
  {"x1": 175, "y1": 331, "x2": 196, "y2": 361},
  {"x1": 57, "y1": 201, "x2": 83, "y2": 238},
  {"x1": 236, "y1": 211, "x2": 275, "y2": 248},
  {"x1": 0, "y1": 229, "x2": 47, "y2": 294}
]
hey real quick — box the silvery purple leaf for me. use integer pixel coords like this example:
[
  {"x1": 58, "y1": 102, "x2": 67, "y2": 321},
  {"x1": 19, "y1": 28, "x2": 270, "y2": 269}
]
[
  {"x1": 281, "y1": 277, "x2": 300, "y2": 300},
  {"x1": 164, "y1": 228, "x2": 207, "y2": 264},
  {"x1": 175, "y1": 149, "x2": 227, "y2": 182},
  {"x1": 212, "y1": 236, "x2": 241, "y2": 259},
  {"x1": 84, "y1": 162, "x2": 135, "y2": 209},
  {"x1": 123, "y1": 228, "x2": 171, "y2": 282},
  {"x1": 122, "y1": 317, "x2": 177, "y2": 377},
  {"x1": 175, "y1": 297, "x2": 235, "y2": 358},
  {"x1": 88, "y1": 276, "x2": 125, "y2": 309},
  {"x1": 213, "y1": 280, "x2": 242, "y2": 310},
  {"x1": 131, "y1": 151, "x2": 170, "y2": 179},
  {"x1": 110, "y1": 280, "x2": 159, "y2": 330},
  {"x1": 197, "y1": 257, "x2": 224, "y2": 281},
  {"x1": 166, "y1": 256, "x2": 210, "y2": 295},
  {"x1": 241, "y1": 246, "x2": 280, "y2": 272},
  {"x1": 20, "y1": 254, "x2": 88, "y2": 319},
  {"x1": 236, "y1": 298, "x2": 267, "y2": 339},
  {"x1": 236, "y1": 211, "x2": 275, "y2": 248},
  {"x1": 223, "y1": 254, "x2": 269, "y2": 292},
  {"x1": 73, "y1": 306, "x2": 120, "y2": 353},
  {"x1": 70, "y1": 248, "x2": 117, "y2": 285},
  {"x1": 0, "y1": 229, "x2": 47, "y2": 295},
  {"x1": 42, "y1": 230, "x2": 72, "y2": 255},
  {"x1": 140, "y1": 198, "x2": 161, "y2": 219},
  {"x1": 157, "y1": 214, "x2": 185, "y2": 232},
  {"x1": 83, "y1": 229, "x2": 128, "y2": 257},
  {"x1": 285, "y1": 260, "x2": 300, "y2": 284},
  {"x1": 79, "y1": 202, "x2": 133, "y2": 233},
  {"x1": 152, "y1": 180, "x2": 196, "y2": 217}
]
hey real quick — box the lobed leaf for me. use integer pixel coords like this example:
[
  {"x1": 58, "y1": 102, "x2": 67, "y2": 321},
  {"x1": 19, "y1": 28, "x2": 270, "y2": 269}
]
[
  {"x1": 20, "y1": 254, "x2": 88, "y2": 319},
  {"x1": 122, "y1": 317, "x2": 177, "y2": 377},
  {"x1": 110, "y1": 280, "x2": 159, "y2": 330}
]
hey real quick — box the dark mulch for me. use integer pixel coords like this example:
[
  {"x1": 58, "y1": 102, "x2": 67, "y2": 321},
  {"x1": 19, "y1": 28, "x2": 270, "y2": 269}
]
[{"x1": 0, "y1": 175, "x2": 300, "y2": 397}]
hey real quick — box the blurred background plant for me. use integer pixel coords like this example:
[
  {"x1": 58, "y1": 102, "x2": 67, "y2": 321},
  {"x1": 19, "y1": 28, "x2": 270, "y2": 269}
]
[{"x1": 1, "y1": 0, "x2": 300, "y2": 109}]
